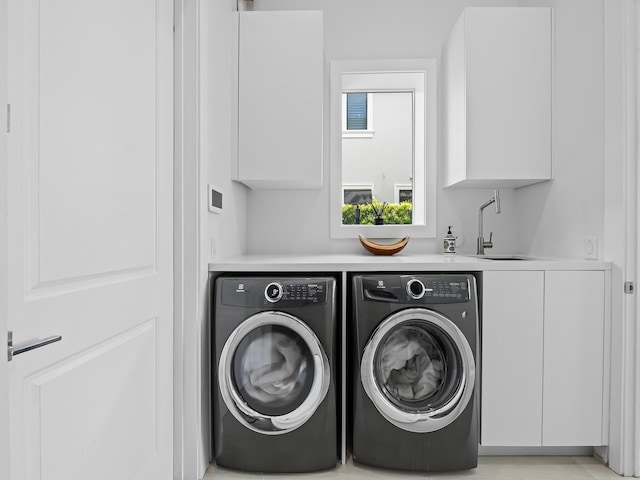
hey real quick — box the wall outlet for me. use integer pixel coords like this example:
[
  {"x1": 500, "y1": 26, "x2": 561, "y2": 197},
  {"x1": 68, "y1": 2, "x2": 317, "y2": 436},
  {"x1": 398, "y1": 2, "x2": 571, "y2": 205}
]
[
  {"x1": 210, "y1": 238, "x2": 217, "y2": 260},
  {"x1": 584, "y1": 236, "x2": 598, "y2": 260}
]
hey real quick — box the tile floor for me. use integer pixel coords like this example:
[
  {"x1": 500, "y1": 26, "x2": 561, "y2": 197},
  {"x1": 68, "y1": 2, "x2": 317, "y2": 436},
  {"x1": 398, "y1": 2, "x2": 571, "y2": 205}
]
[{"x1": 204, "y1": 456, "x2": 620, "y2": 479}]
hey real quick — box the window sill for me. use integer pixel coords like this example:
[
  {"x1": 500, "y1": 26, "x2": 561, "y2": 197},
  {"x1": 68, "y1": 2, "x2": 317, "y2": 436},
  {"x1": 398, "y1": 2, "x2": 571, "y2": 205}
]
[{"x1": 342, "y1": 130, "x2": 375, "y2": 138}]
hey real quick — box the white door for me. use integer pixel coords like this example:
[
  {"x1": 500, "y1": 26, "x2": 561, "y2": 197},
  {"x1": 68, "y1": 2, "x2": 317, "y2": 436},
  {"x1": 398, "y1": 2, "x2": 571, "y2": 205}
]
[{"x1": 4, "y1": 0, "x2": 174, "y2": 479}]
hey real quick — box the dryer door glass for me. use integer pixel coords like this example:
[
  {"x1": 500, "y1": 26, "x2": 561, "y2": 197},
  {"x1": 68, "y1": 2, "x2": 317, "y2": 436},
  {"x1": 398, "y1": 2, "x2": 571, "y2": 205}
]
[
  {"x1": 232, "y1": 325, "x2": 314, "y2": 416},
  {"x1": 218, "y1": 311, "x2": 331, "y2": 435},
  {"x1": 361, "y1": 308, "x2": 475, "y2": 433}
]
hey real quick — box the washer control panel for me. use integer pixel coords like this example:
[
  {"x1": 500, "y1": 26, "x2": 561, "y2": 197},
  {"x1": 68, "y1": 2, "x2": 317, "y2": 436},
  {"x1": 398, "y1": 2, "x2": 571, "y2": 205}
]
[
  {"x1": 220, "y1": 277, "x2": 330, "y2": 307},
  {"x1": 361, "y1": 275, "x2": 472, "y2": 304},
  {"x1": 419, "y1": 277, "x2": 470, "y2": 302}
]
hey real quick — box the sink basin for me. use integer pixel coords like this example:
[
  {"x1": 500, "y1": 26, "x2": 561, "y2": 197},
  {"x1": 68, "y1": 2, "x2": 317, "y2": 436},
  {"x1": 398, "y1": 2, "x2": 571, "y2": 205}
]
[{"x1": 469, "y1": 255, "x2": 535, "y2": 261}]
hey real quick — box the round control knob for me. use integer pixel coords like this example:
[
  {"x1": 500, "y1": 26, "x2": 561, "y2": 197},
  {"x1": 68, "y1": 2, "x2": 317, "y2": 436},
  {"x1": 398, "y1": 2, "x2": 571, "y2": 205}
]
[
  {"x1": 407, "y1": 279, "x2": 425, "y2": 300},
  {"x1": 265, "y1": 282, "x2": 284, "y2": 303}
]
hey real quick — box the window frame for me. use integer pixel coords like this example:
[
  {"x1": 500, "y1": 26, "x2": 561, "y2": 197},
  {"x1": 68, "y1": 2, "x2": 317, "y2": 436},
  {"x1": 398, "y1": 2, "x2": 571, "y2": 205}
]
[{"x1": 330, "y1": 59, "x2": 438, "y2": 239}]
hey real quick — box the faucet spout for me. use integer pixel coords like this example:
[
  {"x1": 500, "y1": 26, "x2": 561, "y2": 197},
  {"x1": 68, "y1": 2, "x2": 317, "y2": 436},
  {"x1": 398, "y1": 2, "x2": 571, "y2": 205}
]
[{"x1": 477, "y1": 190, "x2": 501, "y2": 255}]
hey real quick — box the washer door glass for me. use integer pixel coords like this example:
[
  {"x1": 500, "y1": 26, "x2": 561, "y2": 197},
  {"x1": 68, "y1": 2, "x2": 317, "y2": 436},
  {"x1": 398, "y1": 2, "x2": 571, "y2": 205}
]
[
  {"x1": 361, "y1": 308, "x2": 475, "y2": 433},
  {"x1": 219, "y1": 311, "x2": 330, "y2": 435},
  {"x1": 375, "y1": 323, "x2": 458, "y2": 411}
]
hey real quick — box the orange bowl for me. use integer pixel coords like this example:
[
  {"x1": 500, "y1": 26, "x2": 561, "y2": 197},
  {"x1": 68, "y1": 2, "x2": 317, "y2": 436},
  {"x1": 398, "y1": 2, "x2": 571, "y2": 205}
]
[{"x1": 359, "y1": 235, "x2": 410, "y2": 256}]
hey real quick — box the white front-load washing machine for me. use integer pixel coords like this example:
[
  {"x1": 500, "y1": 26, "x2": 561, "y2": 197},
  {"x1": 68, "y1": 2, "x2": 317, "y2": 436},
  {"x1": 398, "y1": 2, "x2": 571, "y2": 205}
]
[
  {"x1": 351, "y1": 273, "x2": 479, "y2": 472},
  {"x1": 213, "y1": 276, "x2": 338, "y2": 473}
]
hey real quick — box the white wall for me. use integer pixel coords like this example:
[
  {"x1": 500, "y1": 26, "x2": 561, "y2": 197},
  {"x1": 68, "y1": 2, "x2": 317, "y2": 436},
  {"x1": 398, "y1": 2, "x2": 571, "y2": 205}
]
[
  {"x1": 515, "y1": 0, "x2": 605, "y2": 258},
  {"x1": 240, "y1": 0, "x2": 604, "y2": 258},
  {"x1": 199, "y1": 0, "x2": 249, "y2": 466},
  {"x1": 203, "y1": 3, "x2": 248, "y2": 261},
  {"x1": 175, "y1": 1, "x2": 247, "y2": 477}
]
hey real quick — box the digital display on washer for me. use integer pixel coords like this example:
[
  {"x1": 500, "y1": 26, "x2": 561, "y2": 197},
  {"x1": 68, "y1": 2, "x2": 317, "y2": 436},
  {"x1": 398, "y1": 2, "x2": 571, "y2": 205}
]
[{"x1": 422, "y1": 279, "x2": 471, "y2": 302}]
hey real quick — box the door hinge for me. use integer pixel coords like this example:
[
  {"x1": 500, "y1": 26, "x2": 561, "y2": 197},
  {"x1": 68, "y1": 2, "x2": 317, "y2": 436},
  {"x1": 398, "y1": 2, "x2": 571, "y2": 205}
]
[{"x1": 624, "y1": 281, "x2": 635, "y2": 294}]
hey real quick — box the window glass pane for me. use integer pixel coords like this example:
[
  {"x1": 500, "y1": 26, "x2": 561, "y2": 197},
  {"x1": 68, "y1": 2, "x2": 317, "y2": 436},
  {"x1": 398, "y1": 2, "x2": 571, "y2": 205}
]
[
  {"x1": 344, "y1": 188, "x2": 372, "y2": 205},
  {"x1": 346, "y1": 92, "x2": 367, "y2": 130},
  {"x1": 399, "y1": 189, "x2": 413, "y2": 203}
]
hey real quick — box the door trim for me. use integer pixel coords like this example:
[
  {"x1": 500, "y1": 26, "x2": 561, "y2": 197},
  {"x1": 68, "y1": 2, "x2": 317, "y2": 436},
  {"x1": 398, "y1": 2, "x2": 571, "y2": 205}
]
[
  {"x1": 0, "y1": 0, "x2": 10, "y2": 475},
  {"x1": 604, "y1": 0, "x2": 639, "y2": 475},
  {"x1": 633, "y1": 3, "x2": 640, "y2": 472},
  {"x1": 174, "y1": 0, "x2": 211, "y2": 478}
]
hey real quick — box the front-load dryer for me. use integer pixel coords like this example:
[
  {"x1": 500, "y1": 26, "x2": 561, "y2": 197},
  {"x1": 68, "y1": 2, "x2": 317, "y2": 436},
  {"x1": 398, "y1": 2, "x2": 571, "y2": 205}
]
[
  {"x1": 213, "y1": 276, "x2": 337, "y2": 473},
  {"x1": 351, "y1": 274, "x2": 478, "y2": 472}
]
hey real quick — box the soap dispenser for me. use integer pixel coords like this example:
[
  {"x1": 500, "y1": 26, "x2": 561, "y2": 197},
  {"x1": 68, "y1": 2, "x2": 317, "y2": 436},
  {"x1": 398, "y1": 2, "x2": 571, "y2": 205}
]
[{"x1": 443, "y1": 226, "x2": 456, "y2": 254}]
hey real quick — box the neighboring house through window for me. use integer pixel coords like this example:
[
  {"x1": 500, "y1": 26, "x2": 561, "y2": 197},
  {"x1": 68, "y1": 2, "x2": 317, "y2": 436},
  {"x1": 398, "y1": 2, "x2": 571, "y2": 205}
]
[
  {"x1": 346, "y1": 92, "x2": 367, "y2": 130},
  {"x1": 342, "y1": 92, "x2": 374, "y2": 137},
  {"x1": 343, "y1": 185, "x2": 374, "y2": 205},
  {"x1": 394, "y1": 184, "x2": 413, "y2": 204}
]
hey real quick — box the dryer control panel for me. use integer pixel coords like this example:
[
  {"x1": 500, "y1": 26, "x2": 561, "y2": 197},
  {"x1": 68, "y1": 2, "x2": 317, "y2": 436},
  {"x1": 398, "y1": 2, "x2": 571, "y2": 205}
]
[
  {"x1": 220, "y1": 277, "x2": 329, "y2": 307},
  {"x1": 361, "y1": 275, "x2": 473, "y2": 304}
]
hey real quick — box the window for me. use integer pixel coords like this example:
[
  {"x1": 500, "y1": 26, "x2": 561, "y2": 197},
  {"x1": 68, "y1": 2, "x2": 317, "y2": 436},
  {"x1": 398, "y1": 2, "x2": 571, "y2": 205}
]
[
  {"x1": 330, "y1": 58, "x2": 438, "y2": 238},
  {"x1": 346, "y1": 93, "x2": 367, "y2": 130},
  {"x1": 341, "y1": 92, "x2": 374, "y2": 137},
  {"x1": 343, "y1": 185, "x2": 373, "y2": 205},
  {"x1": 394, "y1": 184, "x2": 413, "y2": 204}
]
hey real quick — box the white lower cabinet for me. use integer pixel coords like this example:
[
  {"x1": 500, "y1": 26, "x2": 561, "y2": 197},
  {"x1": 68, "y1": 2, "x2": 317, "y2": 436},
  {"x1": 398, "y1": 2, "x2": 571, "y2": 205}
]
[
  {"x1": 542, "y1": 271, "x2": 605, "y2": 446},
  {"x1": 481, "y1": 270, "x2": 606, "y2": 447},
  {"x1": 482, "y1": 271, "x2": 544, "y2": 446}
]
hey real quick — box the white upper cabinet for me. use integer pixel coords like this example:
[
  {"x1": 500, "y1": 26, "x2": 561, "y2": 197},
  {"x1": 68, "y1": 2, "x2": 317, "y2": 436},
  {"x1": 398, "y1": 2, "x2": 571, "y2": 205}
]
[
  {"x1": 236, "y1": 11, "x2": 323, "y2": 189},
  {"x1": 444, "y1": 7, "x2": 552, "y2": 188}
]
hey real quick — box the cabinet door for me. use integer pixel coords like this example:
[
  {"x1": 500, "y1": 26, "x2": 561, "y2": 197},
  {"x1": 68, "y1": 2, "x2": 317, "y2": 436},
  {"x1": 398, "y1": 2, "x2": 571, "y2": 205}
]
[
  {"x1": 543, "y1": 271, "x2": 605, "y2": 446},
  {"x1": 237, "y1": 11, "x2": 323, "y2": 189},
  {"x1": 445, "y1": 7, "x2": 552, "y2": 188},
  {"x1": 481, "y1": 271, "x2": 544, "y2": 446}
]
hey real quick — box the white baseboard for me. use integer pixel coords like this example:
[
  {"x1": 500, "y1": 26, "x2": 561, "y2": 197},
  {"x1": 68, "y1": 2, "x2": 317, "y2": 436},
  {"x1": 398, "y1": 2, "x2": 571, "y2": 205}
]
[{"x1": 479, "y1": 446, "x2": 595, "y2": 457}]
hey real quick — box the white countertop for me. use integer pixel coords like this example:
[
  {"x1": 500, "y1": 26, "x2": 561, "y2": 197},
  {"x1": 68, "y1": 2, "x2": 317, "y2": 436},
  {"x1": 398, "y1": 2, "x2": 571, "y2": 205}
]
[{"x1": 209, "y1": 253, "x2": 610, "y2": 272}]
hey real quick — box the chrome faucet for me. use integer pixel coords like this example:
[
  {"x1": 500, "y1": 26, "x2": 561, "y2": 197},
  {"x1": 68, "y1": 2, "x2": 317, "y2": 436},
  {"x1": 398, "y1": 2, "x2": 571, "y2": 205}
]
[{"x1": 477, "y1": 190, "x2": 501, "y2": 255}]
